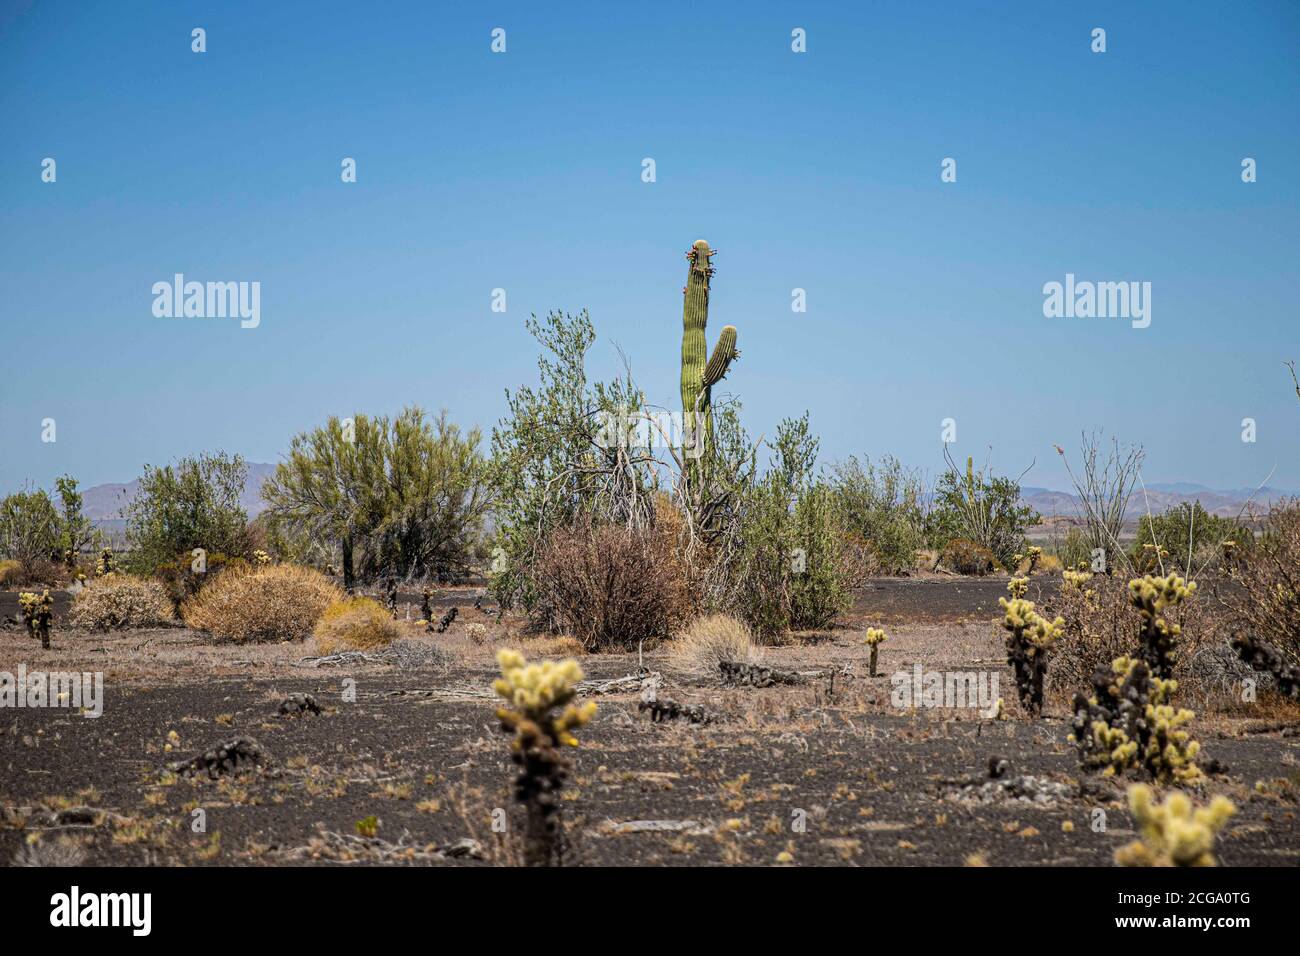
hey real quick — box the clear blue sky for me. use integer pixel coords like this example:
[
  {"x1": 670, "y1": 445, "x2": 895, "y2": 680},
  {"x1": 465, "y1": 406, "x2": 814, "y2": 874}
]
[{"x1": 2, "y1": 1, "x2": 1298, "y2": 496}]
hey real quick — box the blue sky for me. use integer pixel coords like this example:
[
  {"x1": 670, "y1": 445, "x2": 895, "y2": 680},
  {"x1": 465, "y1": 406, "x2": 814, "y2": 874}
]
[{"x1": 2, "y1": 1, "x2": 1298, "y2": 496}]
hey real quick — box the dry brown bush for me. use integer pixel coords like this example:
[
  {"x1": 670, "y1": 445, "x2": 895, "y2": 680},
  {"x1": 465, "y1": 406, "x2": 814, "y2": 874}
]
[
  {"x1": 313, "y1": 597, "x2": 399, "y2": 654},
  {"x1": 532, "y1": 521, "x2": 690, "y2": 651},
  {"x1": 1044, "y1": 573, "x2": 1236, "y2": 707},
  {"x1": 665, "y1": 613, "x2": 759, "y2": 677},
  {"x1": 67, "y1": 574, "x2": 175, "y2": 630},
  {"x1": 182, "y1": 564, "x2": 340, "y2": 643},
  {"x1": 937, "y1": 538, "x2": 1001, "y2": 575},
  {"x1": 1226, "y1": 501, "x2": 1300, "y2": 690}
]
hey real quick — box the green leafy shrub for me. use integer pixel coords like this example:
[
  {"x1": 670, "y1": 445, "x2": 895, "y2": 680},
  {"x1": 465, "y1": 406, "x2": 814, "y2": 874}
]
[
  {"x1": 1131, "y1": 503, "x2": 1245, "y2": 574},
  {"x1": 68, "y1": 575, "x2": 174, "y2": 631},
  {"x1": 928, "y1": 454, "x2": 1039, "y2": 569},
  {"x1": 831, "y1": 455, "x2": 926, "y2": 575},
  {"x1": 0, "y1": 489, "x2": 61, "y2": 569},
  {"x1": 124, "y1": 452, "x2": 252, "y2": 573}
]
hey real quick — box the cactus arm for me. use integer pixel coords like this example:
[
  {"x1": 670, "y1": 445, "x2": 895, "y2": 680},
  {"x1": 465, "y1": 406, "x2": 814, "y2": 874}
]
[{"x1": 703, "y1": 325, "x2": 738, "y2": 387}]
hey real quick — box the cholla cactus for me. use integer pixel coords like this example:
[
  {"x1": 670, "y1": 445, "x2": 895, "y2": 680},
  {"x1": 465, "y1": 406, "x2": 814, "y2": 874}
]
[
  {"x1": 96, "y1": 547, "x2": 114, "y2": 576},
  {"x1": 420, "y1": 586, "x2": 434, "y2": 621},
  {"x1": 999, "y1": 588, "x2": 1064, "y2": 717},
  {"x1": 18, "y1": 590, "x2": 53, "y2": 650},
  {"x1": 1130, "y1": 574, "x2": 1197, "y2": 680},
  {"x1": 1062, "y1": 568, "x2": 1093, "y2": 591},
  {"x1": 1071, "y1": 656, "x2": 1202, "y2": 783},
  {"x1": 863, "y1": 627, "x2": 887, "y2": 677},
  {"x1": 252, "y1": 550, "x2": 271, "y2": 566},
  {"x1": 466, "y1": 622, "x2": 487, "y2": 645},
  {"x1": 492, "y1": 649, "x2": 597, "y2": 866},
  {"x1": 1115, "y1": 785, "x2": 1236, "y2": 867}
]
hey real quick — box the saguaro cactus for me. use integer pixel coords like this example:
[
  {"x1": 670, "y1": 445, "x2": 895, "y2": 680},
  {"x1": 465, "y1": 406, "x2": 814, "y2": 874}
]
[{"x1": 680, "y1": 240, "x2": 738, "y2": 482}]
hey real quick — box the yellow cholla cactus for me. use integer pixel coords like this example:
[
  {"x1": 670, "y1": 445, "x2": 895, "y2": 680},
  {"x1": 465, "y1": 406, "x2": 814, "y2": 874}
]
[
  {"x1": 1007, "y1": 576, "x2": 1029, "y2": 598},
  {"x1": 1115, "y1": 785, "x2": 1236, "y2": 867},
  {"x1": 1129, "y1": 574, "x2": 1196, "y2": 619},
  {"x1": 252, "y1": 549, "x2": 271, "y2": 566},
  {"x1": 863, "y1": 627, "x2": 887, "y2": 647},
  {"x1": 998, "y1": 597, "x2": 1064, "y2": 651},
  {"x1": 493, "y1": 648, "x2": 597, "y2": 748},
  {"x1": 1062, "y1": 568, "x2": 1093, "y2": 590}
]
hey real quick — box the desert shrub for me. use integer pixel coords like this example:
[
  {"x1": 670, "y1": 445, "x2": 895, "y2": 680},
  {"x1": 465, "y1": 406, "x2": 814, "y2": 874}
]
[
  {"x1": 53, "y1": 475, "x2": 99, "y2": 562},
  {"x1": 999, "y1": 579, "x2": 1064, "y2": 716},
  {"x1": 937, "y1": 538, "x2": 1000, "y2": 575},
  {"x1": 1054, "y1": 526, "x2": 1091, "y2": 571},
  {"x1": 1132, "y1": 503, "x2": 1245, "y2": 575},
  {"x1": 264, "y1": 407, "x2": 490, "y2": 588},
  {"x1": 0, "y1": 489, "x2": 61, "y2": 568},
  {"x1": 1226, "y1": 500, "x2": 1300, "y2": 696},
  {"x1": 181, "y1": 564, "x2": 340, "y2": 643},
  {"x1": 666, "y1": 614, "x2": 758, "y2": 677},
  {"x1": 735, "y1": 415, "x2": 851, "y2": 639},
  {"x1": 124, "y1": 452, "x2": 252, "y2": 573},
  {"x1": 313, "y1": 597, "x2": 400, "y2": 654},
  {"x1": 487, "y1": 310, "x2": 656, "y2": 612},
  {"x1": 532, "y1": 522, "x2": 689, "y2": 651},
  {"x1": 68, "y1": 575, "x2": 174, "y2": 630},
  {"x1": 0, "y1": 559, "x2": 21, "y2": 587},
  {"x1": 153, "y1": 552, "x2": 248, "y2": 612},
  {"x1": 1046, "y1": 573, "x2": 1226, "y2": 703},
  {"x1": 928, "y1": 454, "x2": 1039, "y2": 569},
  {"x1": 831, "y1": 455, "x2": 926, "y2": 575}
]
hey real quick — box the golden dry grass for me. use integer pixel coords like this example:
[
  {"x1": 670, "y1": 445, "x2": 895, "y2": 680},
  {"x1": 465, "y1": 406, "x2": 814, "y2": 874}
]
[
  {"x1": 67, "y1": 574, "x2": 174, "y2": 630},
  {"x1": 313, "y1": 597, "x2": 400, "y2": 654},
  {"x1": 181, "y1": 564, "x2": 340, "y2": 643}
]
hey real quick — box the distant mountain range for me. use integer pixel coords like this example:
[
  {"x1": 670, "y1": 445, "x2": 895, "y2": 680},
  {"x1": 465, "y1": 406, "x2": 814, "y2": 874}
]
[
  {"x1": 1020, "y1": 483, "x2": 1295, "y2": 522},
  {"x1": 72, "y1": 464, "x2": 1294, "y2": 527}
]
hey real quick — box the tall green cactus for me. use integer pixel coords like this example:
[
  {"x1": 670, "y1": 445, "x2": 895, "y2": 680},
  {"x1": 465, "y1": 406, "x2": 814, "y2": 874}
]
[{"x1": 680, "y1": 239, "x2": 738, "y2": 482}]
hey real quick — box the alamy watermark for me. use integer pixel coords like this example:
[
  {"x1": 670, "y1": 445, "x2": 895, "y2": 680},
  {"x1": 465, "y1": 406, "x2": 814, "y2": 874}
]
[
  {"x1": 1042, "y1": 273, "x2": 1150, "y2": 329},
  {"x1": 0, "y1": 665, "x2": 103, "y2": 718},
  {"x1": 152, "y1": 274, "x2": 261, "y2": 329},
  {"x1": 891, "y1": 664, "x2": 1000, "y2": 716}
]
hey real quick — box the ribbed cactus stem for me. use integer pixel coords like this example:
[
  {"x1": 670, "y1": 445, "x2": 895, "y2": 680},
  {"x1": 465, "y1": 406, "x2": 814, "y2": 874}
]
[{"x1": 680, "y1": 239, "x2": 738, "y2": 483}]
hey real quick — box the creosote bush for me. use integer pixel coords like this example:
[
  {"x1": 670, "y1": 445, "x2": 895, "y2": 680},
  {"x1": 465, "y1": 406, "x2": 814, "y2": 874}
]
[
  {"x1": 666, "y1": 614, "x2": 758, "y2": 677},
  {"x1": 181, "y1": 564, "x2": 340, "y2": 643},
  {"x1": 68, "y1": 575, "x2": 174, "y2": 631},
  {"x1": 492, "y1": 648, "x2": 597, "y2": 866},
  {"x1": 1115, "y1": 785, "x2": 1236, "y2": 867},
  {"x1": 313, "y1": 597, "x2": 400, "y2": 655},
  {"x1": 1226, "y1": 501, "x2": 1300, "y2": 696},
  {"x1": 999, "y1": 580, "x2": 1063, "y2": 716},
  {"x1": 532, "y1": 522, "x2": 689, "y2": 651}
]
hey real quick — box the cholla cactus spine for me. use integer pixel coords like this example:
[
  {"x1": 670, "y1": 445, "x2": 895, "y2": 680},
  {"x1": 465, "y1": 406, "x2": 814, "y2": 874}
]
[
  {"x1": 18, "y1": 590, "x2": 54, "y2": 650},
  {"x1": 492, "y1": 649, "x2": 597, "y2": 866},
  {"x1": 680, "y1": 239, "x2": 738, "y2": 485},
  {"x1": 1115, "y1": 785, "x2": 1235, "y2": 867},
  {"x1": 999, "y1": 587, "x2": 1063, "y2": 717},
  {"x1": 863, "y1": 627, "x2": 887, "y2": 677}
]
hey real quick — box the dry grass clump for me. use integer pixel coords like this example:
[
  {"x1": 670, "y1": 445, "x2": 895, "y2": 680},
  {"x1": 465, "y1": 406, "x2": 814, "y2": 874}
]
[
  {"x1": 182, "y1": 564, "x2": 340, "y2": 643},
  {"x1": 0, "y1": 559, "x2": 22, "y2": 587},
  {"x1": 68, "y1": 574, "x2": 174, "y2": 630},
  {"x1": 533, "y1": 521, "x2": 690, "y2": 651},
  {"x1": 313, "y1": 597, "x2": 400, "y2": 654},
  {"x1": 938, "y1": 538, "x2": 1001, "y2": 575},
  {"x1": 666, "y1": 614, "x2": 759, "y2": 677}
]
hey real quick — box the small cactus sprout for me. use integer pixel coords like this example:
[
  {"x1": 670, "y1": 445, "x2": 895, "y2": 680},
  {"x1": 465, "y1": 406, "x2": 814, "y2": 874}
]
[
  {"x1": 252, "y1": 549, "x2": 271, "y2": 566},
  {"x1": 863, "y1": 627, "x2": 887, "y2": 677},
  {"x1": 96, "y1": 547, "x2": 114, "y2": 576},
  {"x1": 1115, "y1": 785, "x2": 1236, "y2": 867},
  {"x1": 1071, "y1": 656, "x2": 1202, "y2": 783},
  {"x1": 492, "y1": 649, "x2": 597, "y2": 866},
  {"x1": 1129, "y1": 574, "x2": 1197, "y2": 680},
  {"x1": 19, "y1": 590, "x2": 54, "y2": 649},
  {"x1": 998, "y1": 586, "x2": 1063, "y2": 717}
]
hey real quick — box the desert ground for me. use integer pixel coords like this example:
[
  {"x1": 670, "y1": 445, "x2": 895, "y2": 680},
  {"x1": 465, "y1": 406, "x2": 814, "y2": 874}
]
[{"x1": 2, "y1": 578, "x2": 1296, "y2": 868}]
